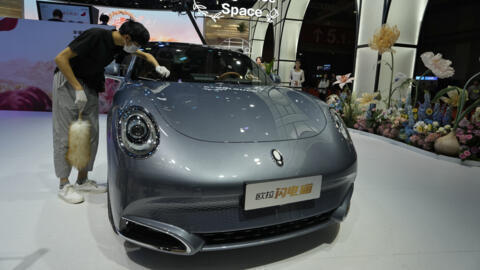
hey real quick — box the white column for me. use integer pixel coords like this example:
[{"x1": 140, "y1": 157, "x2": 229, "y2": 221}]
[
  {"x1": 353, "y1": 0, "x2": 386, "y2": 96},
  {"x1": 249, "y1": 0, "x2": 310, "y2": 86}
]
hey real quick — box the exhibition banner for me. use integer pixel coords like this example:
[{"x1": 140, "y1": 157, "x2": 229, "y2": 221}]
[{"x1": 0, "y1": 17, "x2": 113, "y2": 112}]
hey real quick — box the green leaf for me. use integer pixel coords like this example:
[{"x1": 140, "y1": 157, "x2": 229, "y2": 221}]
[
  {"x1": 432, "y1": 86, "x2": 459, "y2": 103},
  {"x1": 454, "y1": 98, "x2": 480, "y2": 129},
  {"x1": 456, "y1": 87, "x2": 468, "y2": 124},
  {"x1": 264, "y1": 59, "x2": 275, "y2": 75}
]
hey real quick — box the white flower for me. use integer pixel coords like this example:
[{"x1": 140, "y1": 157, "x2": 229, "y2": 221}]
[
  {"x1": 413, "y1": 121, "x2": 427, "y2": 133},
  {"x1": 394, "y1": 72, "x2": 408, "y2": 85},
  {"x1": 356, "y1": 92, "x2": 379, "y2": 107},
  {"x1": 444, "y1": 125, "x2": 451, "y2": 130},
  {"x1": 433, "y1": 121, "x2": 439, "y2": 127},
  {"x1": 326, "y1": 94, "x2": 340, "y2": 105},
  {"x1": 472, "y1": 107, "x2": 480, "y2": 122},
  {"x1": 438, "y1": 127, "x2": 446, "y2": 133},
  {"x1": 420, "y1": 52, "x2": 455, "y2": 79},
  {"x1": 415, "y1": 121, "x2": 425, "y2": 126},
  {"x1": 333, "y1": 73, "x2": 354, "y2": 89}
]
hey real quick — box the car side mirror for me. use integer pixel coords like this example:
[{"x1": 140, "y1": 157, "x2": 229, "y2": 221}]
[
  {"x1": 270, "y1": 73, "x2": 281, "y2": 84},
  {"x1": 105, "y1": 61, "x2": 120, "y2": 76}
]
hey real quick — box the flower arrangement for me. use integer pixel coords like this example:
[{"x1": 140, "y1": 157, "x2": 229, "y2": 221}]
[
  {"x1": 326, "y1": 48, "x2": 479, "y2": 162},
  {"x1": 345, "y1": 83, "x2": 478, "y2": 161},
  {"x1": 456, "y1": 118, "x2": 480, "y2": 161}
]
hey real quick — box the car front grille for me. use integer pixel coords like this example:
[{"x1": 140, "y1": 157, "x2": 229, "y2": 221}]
[{"x1": 199, "y1": 211, "x2": 333, "y2": 245}]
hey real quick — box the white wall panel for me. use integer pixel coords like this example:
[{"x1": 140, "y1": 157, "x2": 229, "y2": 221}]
[
  {"x1": 377, "y1": 47, "x2": 417, "y2": 104},
  {"x1": 353, "y1": 47, "x2": 379, "y2": 95},
  {"x1": 286, "y1": 0, "x2": 310, "y2": 20},
  {"x1": 249, "y1": 21, "x2": 270, "y2": 60},
  {"x1": 387, "y1": 0, "x2": 428, "y2": 45},
  {"x1": 358, "y1": 0, "x2": 384, "y2": 45},
  {"x1": 279, "y1": 21, "x2": 303, "y2": 60}
]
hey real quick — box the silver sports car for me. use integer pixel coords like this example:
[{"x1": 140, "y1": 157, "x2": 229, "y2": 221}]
[{"x1": 107, "y1": 42, "x2": 357, "y2": 255}]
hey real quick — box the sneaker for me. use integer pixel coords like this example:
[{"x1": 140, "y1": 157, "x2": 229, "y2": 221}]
[
  {"x1": 58, "y1": 184, "x2": 84, "y2": 204},
  {"x1": 75, "y1": 179, "x2": 107, "y2": 193}
]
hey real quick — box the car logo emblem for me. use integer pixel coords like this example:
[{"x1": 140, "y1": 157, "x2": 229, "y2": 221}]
[{"x1": 272, "y1": 149, "x2": 283, "y2": 167}]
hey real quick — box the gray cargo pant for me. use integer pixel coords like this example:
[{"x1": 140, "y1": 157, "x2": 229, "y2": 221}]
[{"x1": 52, "y1": 72, "x2": 99, "y2": 179}]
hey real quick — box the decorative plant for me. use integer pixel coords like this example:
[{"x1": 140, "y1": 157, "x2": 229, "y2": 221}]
[
  {"x1": 356, "y1": 92, "x2": 380, "y2": 108},
  {"x1": 433, "y1": 72, "x2": 480, "y2": 130},
  {"x1": 456, "y1": 118, "x2": 480, "y2": 161},
  {"x1": 264, "y1": 59, "x2": 275, "y2": 75},
  {"x1": 369, "y1": 24, "x2": 400, "y2": 108},
  {"x1": 332, "y1": 74, "x2": 359, "y2": 127},
  {"x1": 431, "y1": 72, "x2": 480, "y2": 156},
  {"x1": 415, "y1": 52, "x2": 455, "y2": 105},
  {"x1": 237, "y1": 22, "x2": 246, "y2": 33}
]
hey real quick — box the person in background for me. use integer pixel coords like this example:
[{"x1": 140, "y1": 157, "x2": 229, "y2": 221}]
[
  {"x1": 329, "y1": 73, "x2": 340, "y2": 95},
  {"x1": 290, "y1": 59, "x2": 305, "y2": 90},
  {"x1": 52, "y1": 20, "x2": 170, "y2": 204},
  {"x1": 48, "y1": 9, "x2": 64, "y2": 22},
  {"x1": 317, "y1": 74, "x2": 330, "y2": 100},
  {"x1": 256, "y1": 57, "x2": 265, "y2": 70},
  {"x1": 99, "y1": 13, "x2": 109, "y2": 25}
]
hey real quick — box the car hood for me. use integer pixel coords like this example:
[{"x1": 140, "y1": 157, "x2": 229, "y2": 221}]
[{"x1": 139, "y1": 81, "x2": 328, "y2": 143}]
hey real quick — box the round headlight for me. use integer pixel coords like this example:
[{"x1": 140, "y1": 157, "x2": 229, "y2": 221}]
[
  {"x1": 126, "y1": 116, "x2": 150, "y2": 144},
  {"x1": 118, "y1": 106, "x2": 159, "y2": 158}
]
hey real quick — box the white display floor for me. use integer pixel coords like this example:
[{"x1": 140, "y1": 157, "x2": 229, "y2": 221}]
[{"x1": 1, "y1": 110, "x2": 479, "y2": 270}]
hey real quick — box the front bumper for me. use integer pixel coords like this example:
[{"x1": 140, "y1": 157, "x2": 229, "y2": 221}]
[{"x1": 115, "y1": 183, "x2": 353, "y2": 255}]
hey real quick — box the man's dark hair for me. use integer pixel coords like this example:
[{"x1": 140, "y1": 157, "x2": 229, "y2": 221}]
[
  {"x1": 99, "y1": 14, "x2": 109, "y2": 24},
  {"x1": 119, "y1": 20, "x2": 150, "y2": 46},
  {"x1": 53, "y1": 9, "x2": 63, "y2": 19}
]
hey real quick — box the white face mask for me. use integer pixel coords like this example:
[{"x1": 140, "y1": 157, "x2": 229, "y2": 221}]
[
  {"x1": 123, "y1": 39, "x2": 140, "y2": 54},
  {"x1": 123, "y1": 44, "x2": 139, "y2": 54}
]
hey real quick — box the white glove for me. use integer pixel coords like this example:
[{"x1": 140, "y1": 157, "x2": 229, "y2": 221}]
[
  {"x1": 155, "y1": 65, "x2": 170, "y2": 78},
  {"x1": 75, "y1": 90, "x2": 88, "y2": 111}
]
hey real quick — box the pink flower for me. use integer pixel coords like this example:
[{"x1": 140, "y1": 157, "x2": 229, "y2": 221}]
[
  {"x1": 460, "y1": 153, "x2": 466, "y2": 160},
  {"x1": 458, "y1": 118, "x2": 470, "y2": 128},
  {"x1": 354, "y1": 123, "x2": 359, "y2": 129},
  {"x1": 467, "y1": 124, "x2": 474, "y2": 130},
  {"x1": 464, "y1": 151, "x2": 471, "y2": 157},
  {"x1": 332, "y1": 73, "x2": 354, "y2": 89},
  {"x1": 466, "y1": 134, "x2": 473, "y2": 140}
]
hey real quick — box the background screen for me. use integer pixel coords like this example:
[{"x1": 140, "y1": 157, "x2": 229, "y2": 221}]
[{"x1": 37, "y1": 1, "x2": 91, "y2": 24}]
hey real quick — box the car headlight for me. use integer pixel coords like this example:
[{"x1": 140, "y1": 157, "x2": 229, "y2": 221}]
[
  {"x1": 330, "y1": 109, "x2": 351, "y2": 141},
  {"x1": 118, "y1": 106, "x2": 159, "y2": 158}
]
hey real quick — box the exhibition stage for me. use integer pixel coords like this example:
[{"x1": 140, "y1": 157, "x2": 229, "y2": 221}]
[{"x1": 1, "y1": 110, "x2": 479, "y2": 270}]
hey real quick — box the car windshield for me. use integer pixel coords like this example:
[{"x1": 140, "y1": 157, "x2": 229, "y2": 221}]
[{"x1": 131, "y1": 43, "x2": 273, "y2": 86}]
